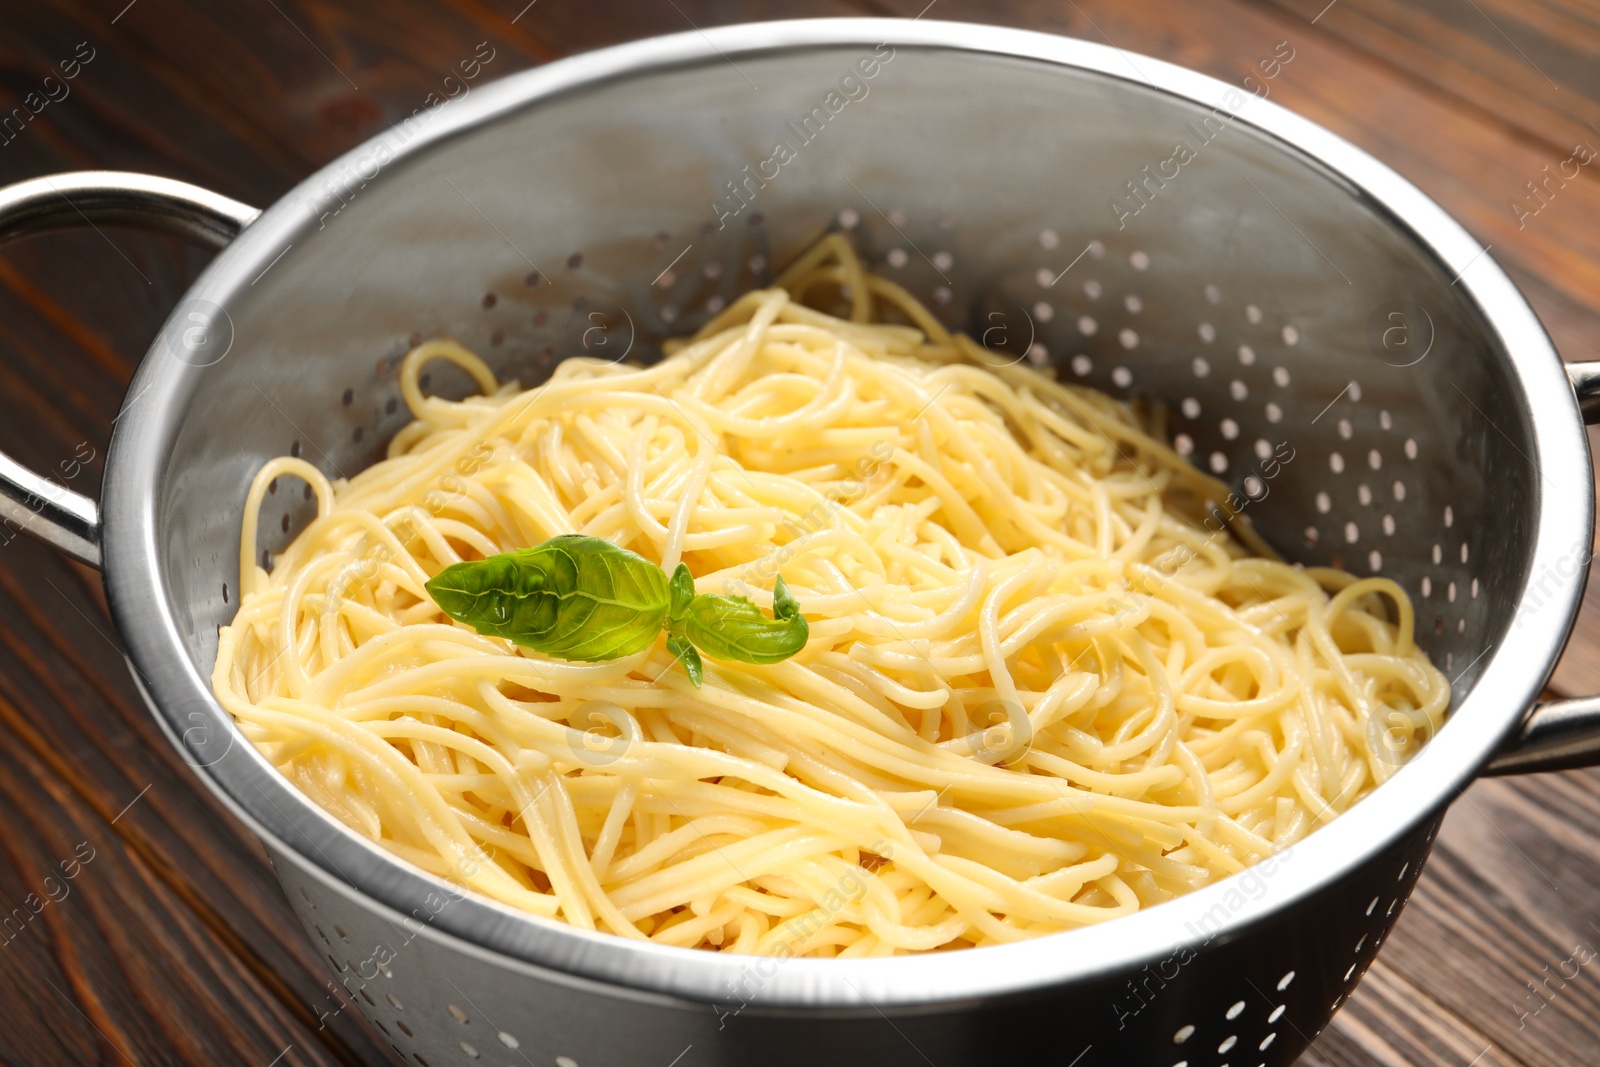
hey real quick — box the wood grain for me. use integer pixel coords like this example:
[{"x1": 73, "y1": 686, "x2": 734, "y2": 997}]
[{"x1": 0, "y1": 2, "x2": 1596, "y2": 1065}]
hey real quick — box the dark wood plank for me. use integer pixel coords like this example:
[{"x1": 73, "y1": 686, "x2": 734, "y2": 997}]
[
  {"x1": 0, "y1": 537, "x2": 391, "y2": 1067},
  {"x1": 1252, "y1": 0, "x2": 1600, "y2": 160}
]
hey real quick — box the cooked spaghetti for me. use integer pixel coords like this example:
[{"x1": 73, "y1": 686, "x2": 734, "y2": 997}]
[{"x1": 213, "y1": 236, "x2": 1449, "y2": 956}]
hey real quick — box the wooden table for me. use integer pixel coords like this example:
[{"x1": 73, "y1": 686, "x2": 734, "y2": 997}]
[{"x1": 1, "y1": 1, "x2": 1597, "y2": 1064}]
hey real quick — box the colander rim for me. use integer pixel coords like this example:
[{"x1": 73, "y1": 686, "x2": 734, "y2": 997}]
[{"x1": 101, "y1": 16, "x2": 1589, "y2": 1009}]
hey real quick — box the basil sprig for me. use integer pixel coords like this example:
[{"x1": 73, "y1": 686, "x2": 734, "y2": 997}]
[{"x1": 425, "y1": 534, "x2": 808, "y2": 686}]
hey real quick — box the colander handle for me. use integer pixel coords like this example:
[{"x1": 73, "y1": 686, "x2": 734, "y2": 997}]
[
  {"x1": 1482, "y1": 361, "x2": 1600, "y2": 775},
  {"x1": 0, "y1": 171, "x2": 260, "y2": 569},
  {"x1": 1485, "y1": 696, "x2": 1600, "y2": 775}
]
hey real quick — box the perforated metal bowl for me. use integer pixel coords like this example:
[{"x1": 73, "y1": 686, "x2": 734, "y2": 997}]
[{"x1": 4, "y1": 18, "x2": 1600, "y2": 1067}]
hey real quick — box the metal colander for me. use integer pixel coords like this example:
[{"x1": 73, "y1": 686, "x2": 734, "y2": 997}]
[{"x1": 4, "y1": 17, "x2": 1598, "y2": 1067}]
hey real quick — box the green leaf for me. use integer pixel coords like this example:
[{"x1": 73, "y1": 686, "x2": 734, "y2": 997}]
[
  {"x1": 772, "y1": 574, "x2": 801, "y2": 622},
  {"x1": 668, "y1": 563, "x2": 696, "y2": 624},
  {"x1": 680, "y1": 575, "x2": 809, "y2": 665},
  {"x1": 666, "y1": 635, "x2": 703, "y2": 688},
  {"x1": 425, "y1": 534, "x2": 670, "y2": 661}
]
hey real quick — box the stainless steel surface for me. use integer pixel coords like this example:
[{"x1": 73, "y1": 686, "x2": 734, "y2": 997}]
[
  {"x1": 1476, "y1": 360, "x2": 1600, "y2": 776},
  {"x1": 0, "y1": 451, "x2": 99, "y2": 567},
  {"x1": 1486, "y1": 694, "x2": 1600, "y2": 775},
  {"x1": 1569, "y1": 360, "x2": 1600, "y2": 421},
  {"x1": 5, "y1": 17, "x2": 1595, "y2": 1067},
  {"x1": 266, "y1": 816, "x2": 1442, "y2": 1066},
  {"x1": 0, "y1": 172, "x2": 258, "y2": 567}
]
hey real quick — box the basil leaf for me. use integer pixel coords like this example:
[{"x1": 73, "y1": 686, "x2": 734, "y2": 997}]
[
  {"x1": 668, "y1": 563, "x2": 696, "y2": 624},
  {"x1": 426, "y1": 534, "x2": 669, "y2": 661},
  {"x1": 772, "y1": 574, "x2": 802, "y2": 622},
  {"x1": 680, "y1": 576, "x2": 809, "y2": 665},
  {"x1": 666, "y1": 635, "x2": 703, "y2": 688}
]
